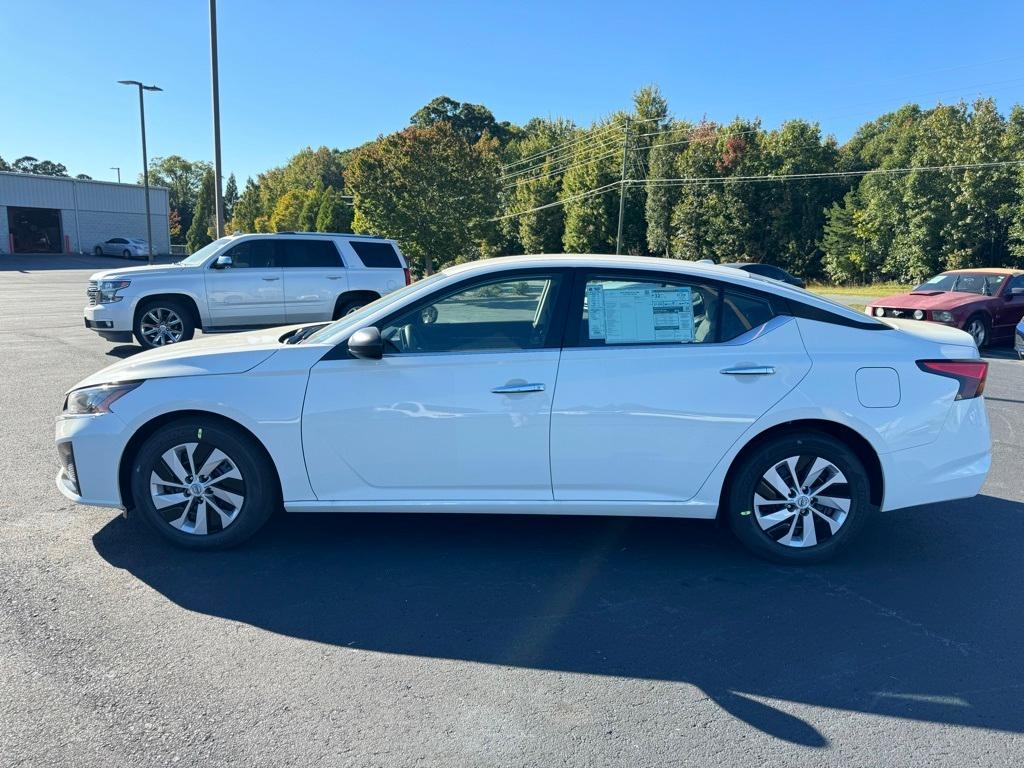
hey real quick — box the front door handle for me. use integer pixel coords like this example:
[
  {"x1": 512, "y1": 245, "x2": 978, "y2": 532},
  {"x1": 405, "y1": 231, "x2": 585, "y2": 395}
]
[
  {"x1": 492, "y1": 383, "x2": 545, "y2": 394},
  {"x1": 720, "y1": 366, "x2": 775, "y2": 376},
  {"x1": 327, "y1": 275, "x2": 344, "y2": 280},
  {"x1": 262, "y1": 276, "x2": 280, "y2": 282}
]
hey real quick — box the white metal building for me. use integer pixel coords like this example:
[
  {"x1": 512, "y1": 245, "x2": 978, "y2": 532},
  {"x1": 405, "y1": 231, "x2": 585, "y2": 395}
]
[{"x1": 0, "y1": 172, "x2": 170, "y2": 256}]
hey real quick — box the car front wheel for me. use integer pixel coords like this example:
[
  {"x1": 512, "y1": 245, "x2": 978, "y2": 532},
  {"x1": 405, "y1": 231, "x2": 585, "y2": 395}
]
[
  {"x1": 964, "y1": 314, "x2": 989, "y2": 348},
  {"x1": 129, "y1": 418, "x2": 277, "y2": 549},
  {"x1": 727, "y1": 433, "x2": 871, "y2": 563},
  {"x1": 94, "y1": 246, "x2": 104, "y2": 256},
  {"x1": 133, "y1": 298, "x2": 195, "y2": 349}
]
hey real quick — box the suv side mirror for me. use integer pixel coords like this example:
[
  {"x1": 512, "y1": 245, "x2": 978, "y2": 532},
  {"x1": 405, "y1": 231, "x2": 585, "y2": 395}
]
[
  {"x1": 213, "y1": 254, "x2": 233, "y2": 269},
  {"x1": 347, "y1": 327, "x2": 383, "y2": 360}
]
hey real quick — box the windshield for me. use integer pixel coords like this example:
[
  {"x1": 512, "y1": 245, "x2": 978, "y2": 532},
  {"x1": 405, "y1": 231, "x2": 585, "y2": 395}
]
[
  {"x1": 300, "y1": 272, "x2": 450, "y2": 345},
  {"x1": 914, "y1": 273, "x2": 1005, "y2": 295},
  {"x1": 177, "y1": 237, "x2": 232, "y2": 266}
]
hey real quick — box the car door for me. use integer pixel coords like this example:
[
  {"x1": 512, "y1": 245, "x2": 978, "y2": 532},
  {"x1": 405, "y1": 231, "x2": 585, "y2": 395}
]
[
  {"x1": 301, "y1": 269, "x2": 570, "y2": 501},
  {"x1": 104, "y1": 238, "x2": 121, "y2": 255},
  {"x1": 993, "y1": 274, "x2": 1024, "y2": 340},
  {"x1": 550, "y1": 270, "x2": 812, "y2": 501},
  {"x1": 204, "y1": 238, "x2": 286, "y2": 327},
  {"x1": 280, "y1": 238, "x2": 348, "y2": 323}
]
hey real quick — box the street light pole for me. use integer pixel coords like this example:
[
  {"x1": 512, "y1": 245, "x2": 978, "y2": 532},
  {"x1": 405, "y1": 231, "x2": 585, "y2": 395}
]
[
  {"x1": 118, "y1": 80, "x2": 162, "y2": 264},
  {"x1": 110, "y1": 166, "x2": 121, "y2": 183},
  {"x1": 210, "y1": 0, "x2": 225, "y2": 238}
]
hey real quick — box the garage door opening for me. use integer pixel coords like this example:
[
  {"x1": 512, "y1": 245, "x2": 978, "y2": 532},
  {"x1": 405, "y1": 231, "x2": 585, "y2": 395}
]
[{"x1": 8, "y1": 207, "x2": 63, "y2": 254}]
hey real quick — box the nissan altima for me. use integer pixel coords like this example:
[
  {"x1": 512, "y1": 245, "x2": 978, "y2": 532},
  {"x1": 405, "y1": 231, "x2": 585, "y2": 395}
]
[{"x1": 56, "y1": 255, "x2": 991, "y2": 563}]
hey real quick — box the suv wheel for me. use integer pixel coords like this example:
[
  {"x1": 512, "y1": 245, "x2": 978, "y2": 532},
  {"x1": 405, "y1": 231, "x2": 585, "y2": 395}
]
[
  {"x1": 727, "y1": 433, "x2": 871, "y2": 563},
  {"x1": 130, "y1": 418, "x2": 277, "y2": 549},
  {"x1": 334, "y1": 298, "x2": 369, "y2": 319},
  {"x1": 134, "y1": 298, "x2": 195, "y2": 349}
]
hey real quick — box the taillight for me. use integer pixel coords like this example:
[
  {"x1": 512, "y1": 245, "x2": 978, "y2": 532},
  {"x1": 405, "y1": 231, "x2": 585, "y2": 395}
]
[
  {"x1": 403, "y1": 268, "x2": 411, "y2": 286},
  {"x1": 916, "y1": 359, "x2": 988, "y2": 400}
]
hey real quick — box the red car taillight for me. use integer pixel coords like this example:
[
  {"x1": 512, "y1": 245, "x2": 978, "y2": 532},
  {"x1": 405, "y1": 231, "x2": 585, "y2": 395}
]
[
  {"x1": 916, "y1": 359, "x2": 988, "y2": 400},
  {"x1": 403, "y1": 268, "x2": 411, "y2": 286}
]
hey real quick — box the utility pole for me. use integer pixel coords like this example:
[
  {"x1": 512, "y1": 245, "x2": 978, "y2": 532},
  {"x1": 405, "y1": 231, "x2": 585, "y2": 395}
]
[
  {"x1": 118, "y1": 80, "x2": 162, "y2": 264},
  {"x1": 110, "y1": 167, "x2": 121, "y2": 183},
  {"x1": 615, "y1": 117, "x2": 630, "y2": 255},
  {"x1": 210, "y1": 0, "x2": 225, "y2": 238}
]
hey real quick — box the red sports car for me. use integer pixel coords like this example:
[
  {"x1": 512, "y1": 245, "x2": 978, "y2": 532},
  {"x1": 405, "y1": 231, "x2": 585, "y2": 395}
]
[{"x1": 865, "y1": 268, "x2": 1024, "y2": 348}]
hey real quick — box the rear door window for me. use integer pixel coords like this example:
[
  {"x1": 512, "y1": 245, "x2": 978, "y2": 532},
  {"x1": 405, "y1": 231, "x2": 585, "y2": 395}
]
[
  {"x1": 351, "y1": 241, "x2": 401, "y2": 268},
  {"x1": 280, "y1": 239, "x2": 342, "y2": 268}
]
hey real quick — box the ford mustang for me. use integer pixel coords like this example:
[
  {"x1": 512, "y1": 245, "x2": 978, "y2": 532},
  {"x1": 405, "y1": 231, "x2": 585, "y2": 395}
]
[{"x1": 866, "y1": 268, "x2": 1024, "y2": 348}]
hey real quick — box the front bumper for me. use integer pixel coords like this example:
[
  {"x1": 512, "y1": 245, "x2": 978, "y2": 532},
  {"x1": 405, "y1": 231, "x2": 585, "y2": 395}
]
[
  {"x1": 55, "y1": 412, "x2": 130, "y2": 508},
  {"x1": 880, "y1": 396, "x2": 991, "y2": 511},
  {"x1": 84, "y1": 301, "x2": 134, "y2": 341}
]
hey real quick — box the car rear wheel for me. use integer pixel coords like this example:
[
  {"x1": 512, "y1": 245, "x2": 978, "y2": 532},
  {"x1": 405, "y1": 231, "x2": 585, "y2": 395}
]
[
  {"x1": 122, "y1": 249, "x2": 132, "y2": 259},
  {"x1": 333, "y1": 298, "x2": 368, "y2": 319},
  {"x1": 727, "y1": 433, "x2": 871, "y2": 563},
  {"x1": 964, "y1": 314, "x2": 989, "y2": 348},
  {"x1": 129, "y1": 418, "x2": 277, "y2": 549},
  {"x1": 133, "y1": 298, "x2": 195, "y2": 349}
]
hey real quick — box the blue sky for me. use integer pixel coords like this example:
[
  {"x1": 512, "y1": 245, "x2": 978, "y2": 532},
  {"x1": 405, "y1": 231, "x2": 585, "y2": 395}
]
[{"x1": 3, "y1": 0, "x2": 1023, "y2": 184}]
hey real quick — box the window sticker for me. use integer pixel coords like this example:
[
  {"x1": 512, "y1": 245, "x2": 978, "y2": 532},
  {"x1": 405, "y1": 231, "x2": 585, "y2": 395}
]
[{"x1": 588, "y1": 284, "x2": 694, "y2": 344}]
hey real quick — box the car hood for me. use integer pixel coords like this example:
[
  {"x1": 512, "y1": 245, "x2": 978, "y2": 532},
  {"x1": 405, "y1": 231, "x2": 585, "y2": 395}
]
[
  {"x1": 69, "y1": 325, "x2": 310, "y2": 391},
  {"x1": 869, "y1": 290, "x2": 988, "y2": 310},
  {"x1": 88, "y1": 263, "x2": 196, "y2": 281}
]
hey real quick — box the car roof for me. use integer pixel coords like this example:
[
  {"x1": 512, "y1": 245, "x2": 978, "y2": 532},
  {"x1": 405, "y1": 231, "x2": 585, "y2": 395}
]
[{"x1": 944, "y1": 268, "x2": 1024, "y2": 275}]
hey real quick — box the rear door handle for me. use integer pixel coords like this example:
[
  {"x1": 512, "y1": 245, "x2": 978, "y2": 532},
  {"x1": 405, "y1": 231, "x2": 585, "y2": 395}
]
[
  {"x1": 720, "y1": 366, "x2": 775, "y2": 376},
  {"x1": 262, "y1": 276, "x2": 280, "y2": 281},
  {"x1": 492, "y1": 383, "x2": 545, "y2": 394},
  {"x1": 327, "y1": 275, "x2": 344, "y2": 280}
]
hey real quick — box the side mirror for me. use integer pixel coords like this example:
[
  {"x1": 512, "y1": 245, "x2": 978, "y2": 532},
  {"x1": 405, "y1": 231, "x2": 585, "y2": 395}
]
[
  {"x1": 213, "y1": 254, "x2": 233, "y2": 269},
  {"x1": 347, "y1": 326, "x2": 383, "y2": 360},
  {"x1": 1008, "y1": 287, "x2": 1024, "y2": 299}
]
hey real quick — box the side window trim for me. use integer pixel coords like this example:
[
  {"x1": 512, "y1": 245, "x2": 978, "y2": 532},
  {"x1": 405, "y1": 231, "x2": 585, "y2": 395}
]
[{"x1": 323, "y1": 267, "x2": 575, "y2": 361}]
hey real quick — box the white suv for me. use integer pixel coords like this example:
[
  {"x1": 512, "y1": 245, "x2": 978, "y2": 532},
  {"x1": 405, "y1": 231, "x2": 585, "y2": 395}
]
[{"x1": 84, "y1": 232, "x2": 409, "y2": 349}]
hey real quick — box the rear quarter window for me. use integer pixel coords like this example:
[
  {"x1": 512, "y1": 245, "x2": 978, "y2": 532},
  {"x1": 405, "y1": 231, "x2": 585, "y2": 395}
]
[
  {"x1": 350, "y1": 241, "x2": 402, "y2": 268},
  {"x1": 720, "y1": 291, "x2": 775, "y2": 341}
]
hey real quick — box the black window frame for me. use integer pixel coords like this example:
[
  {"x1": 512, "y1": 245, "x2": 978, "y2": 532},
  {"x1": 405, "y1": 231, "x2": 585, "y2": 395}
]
[
  {"x1": 217, "y1": 238, "x2": 279, "y2": 270},
  {"x1": 562, "y1": 268, "x2": 793, "y2": 348},
  {"x1": 323, "y1": 267, "x2": 576, "y2": 360}
]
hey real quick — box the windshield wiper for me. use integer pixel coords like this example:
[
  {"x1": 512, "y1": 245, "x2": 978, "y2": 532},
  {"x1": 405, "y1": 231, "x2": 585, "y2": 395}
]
[{"x1": 285, "y1": 324, "x2": 329, "y2": 345}]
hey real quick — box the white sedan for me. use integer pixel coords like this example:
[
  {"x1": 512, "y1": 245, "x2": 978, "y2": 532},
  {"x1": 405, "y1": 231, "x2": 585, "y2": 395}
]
[
  {"x1": 94, "y1": 237, "x2": 149, "y2": 259},
  {"x1": 56, "y1": 255, "x2": 991, "y2": 562}
]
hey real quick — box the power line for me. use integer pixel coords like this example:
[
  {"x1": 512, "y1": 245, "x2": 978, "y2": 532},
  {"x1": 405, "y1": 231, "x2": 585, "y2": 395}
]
[
  {"x1": 492, "y1": 181, "x2": 622, "y2": 221},
  {"x1": 501, "y1": 123, "x2": 622, "y2": 171},
  {"x1": 502, "y1": 147, "x2": 621, "y2": 189},
  {"x1": 501, "y1": 134, "x2": 621, "y2": 182},
  {"x1": 643, "y1": 159, "x2": 1024, "y2": 187}
]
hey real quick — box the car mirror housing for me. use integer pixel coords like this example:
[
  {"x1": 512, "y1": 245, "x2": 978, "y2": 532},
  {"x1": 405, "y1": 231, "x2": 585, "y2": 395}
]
[
  {"x1": 213, "y1": 254, "x2": 233, "y2": 269},
  {"x1": 347, "y1": 327, "x2": 383, "y2": 360},
  {"x1": 1007, "y1": 287, "x2": 1024, "y2": 299}
]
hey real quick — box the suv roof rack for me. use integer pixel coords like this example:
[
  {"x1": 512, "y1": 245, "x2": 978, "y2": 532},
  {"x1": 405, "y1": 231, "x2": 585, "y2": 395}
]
[{"x1": 272, "y1": 231, "x2": 385, "y2": 239}]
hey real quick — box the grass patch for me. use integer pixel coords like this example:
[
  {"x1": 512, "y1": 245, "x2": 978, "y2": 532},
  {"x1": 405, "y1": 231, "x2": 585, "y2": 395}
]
[{"x1": 807, "y1": 282, "x2": 914, "y2": 296}]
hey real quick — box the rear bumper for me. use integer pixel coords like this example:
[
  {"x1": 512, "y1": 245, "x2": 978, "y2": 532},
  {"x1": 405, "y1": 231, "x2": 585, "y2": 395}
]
[{"x1": 880, "y1": 397, "x2": 991, "y2": 511}]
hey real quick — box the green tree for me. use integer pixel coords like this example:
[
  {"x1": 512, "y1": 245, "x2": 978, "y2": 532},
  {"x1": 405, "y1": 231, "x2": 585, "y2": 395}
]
[
  {"x1": 561, "y1": 120, "x2": 621, "y2": 253},
  {"x1": 223, "y1": 173, "x2": 239, "y2": 222},
  {"x1": 299, "y1": 181, "x2": 324, "y2": 231},
  {"x1": 12, "y1": 156, "x2": 68, "y2": 176},
  {"x1": 411, "y1": 96, "x2": 515, "y2": 144},
  {"x1": 228, "y1": 178, "x2": 261, "y2": 233},
  {"x1": 186, "y1": 169, "x2": 215, "y2": 253},
  {"x1": 315, "y1": 186, "x2": 353, "y2": 232},
  {"x1": 0, "y1": 155, "x2": 9, "y2": 171},
  {"x1": 348, "y1": 122, "x2": 500, "y2": 274},
  {"x1": 147, "y1": 156, "x2": 212, "y2": 243},
  {"x1": 269, "y1": 189, "x2": 306, "y2": 232},
  {"x1": 1006, "y1": 106, "x2": 1024, "y2": 260}
]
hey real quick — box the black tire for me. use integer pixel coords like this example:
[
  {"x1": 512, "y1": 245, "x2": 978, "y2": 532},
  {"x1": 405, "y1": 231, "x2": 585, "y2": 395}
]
[
  {"x1": 133, "y1": 297, "x2": 196, "y2": 349},
  {"x1": 726, "y1": 433, "x2": 872, "y2": 564},
  {"x1": 94, "y1": 246, "x2": 104, "y2": 256},
  {"x1": 333, "y1": 297, "x2": 368, "y2": 319},
  {"x1": 122, "y1": 249, "x2": 132, "y2": 259},
  {"x1": 964, "y1": 313, "x2": 989, "y2": 348},
  {"x1": 129, "y1": 418, "x2": 278, "y2": 550}
]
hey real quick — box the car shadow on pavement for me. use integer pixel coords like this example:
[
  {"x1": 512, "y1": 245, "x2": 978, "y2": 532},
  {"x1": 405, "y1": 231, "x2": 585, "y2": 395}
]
[{"x1": 93, "y1": 494, "x2": 1024, "y2": 747}]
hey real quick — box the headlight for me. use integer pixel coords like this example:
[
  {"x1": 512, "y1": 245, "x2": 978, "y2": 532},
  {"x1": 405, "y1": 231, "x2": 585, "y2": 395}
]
[
  {"x1": 913, "y1": 309, "x2": 925, "y2": 320},
  {"x1": 874, "y1": 307, "x2": 885, "y2": 317},
  {"x1": 96, "y1": 279, "x2": 131, "y2": 303},
  {"x1": 63, "y1": 382, "x2": 141, "y2": 415},
  {"x1": 933, "y1": 310, "x2": 953, "y2": 323}
]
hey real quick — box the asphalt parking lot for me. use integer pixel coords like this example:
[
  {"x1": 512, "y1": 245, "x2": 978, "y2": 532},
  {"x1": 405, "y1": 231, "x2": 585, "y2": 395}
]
[{"x1": 2, "y1": 256, "x2": 1023, "y2": 767}]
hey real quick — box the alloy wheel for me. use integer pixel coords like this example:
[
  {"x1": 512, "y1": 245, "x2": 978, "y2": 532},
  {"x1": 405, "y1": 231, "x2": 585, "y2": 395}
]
[
  {"x1": 966, "y1": 318, "x2": 986, "y2": 347},
  {"x1": 752, "y1": 455, "x2": 851, "y2": 548},
  {"x1": 149, "y1": 442, "x2": 245, "y2": 535},
  {"x1": 140, "y1": 307, "x2": 185, "y2": 346}
]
